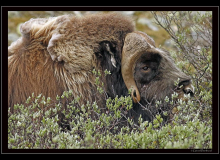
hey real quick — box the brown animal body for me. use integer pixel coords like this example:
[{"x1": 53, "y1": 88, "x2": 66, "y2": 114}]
[{"x1": 8, "y1": 13, "x2": 194, "y2": 123}]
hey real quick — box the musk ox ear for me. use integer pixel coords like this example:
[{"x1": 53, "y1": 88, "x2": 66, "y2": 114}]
[
  {"x1": 105, "y1": 43, "x2": 117, "y2": 68},
  {"x1": 95, "y1": 41, "x2": 118, "y2": 68}
]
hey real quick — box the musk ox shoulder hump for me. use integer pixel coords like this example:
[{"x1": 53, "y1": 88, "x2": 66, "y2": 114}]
[{"x1": 8, "y1": 13, "x2": 135, "y2": 62}]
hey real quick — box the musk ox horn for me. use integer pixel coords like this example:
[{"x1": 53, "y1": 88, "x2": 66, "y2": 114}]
[{"x1": 121, "y1": 31, "x2": 155, "y2": 103}]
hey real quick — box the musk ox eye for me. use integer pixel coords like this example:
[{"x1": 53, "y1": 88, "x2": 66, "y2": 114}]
[{"x1": 142, "y1": 66, "x2": 149, "y2": 71}]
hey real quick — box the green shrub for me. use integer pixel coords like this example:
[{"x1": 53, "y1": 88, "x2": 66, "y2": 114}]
[{"x1": 8, "y1": 88, "x2": 212, "y2": 149}]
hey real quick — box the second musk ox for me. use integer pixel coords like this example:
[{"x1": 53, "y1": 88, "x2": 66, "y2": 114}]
[{"x1": 8, "y1": 12, "x2": 194, "y2": 124}]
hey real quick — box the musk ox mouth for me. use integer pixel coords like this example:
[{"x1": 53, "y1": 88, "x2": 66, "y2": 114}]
[{"x1": 140, "y1": 80, "x2": 194, "y2": 104}]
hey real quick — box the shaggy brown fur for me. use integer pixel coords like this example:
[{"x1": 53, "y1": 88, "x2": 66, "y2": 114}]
[{"x1": 8, "y1": 13, "x2": 135, "y2": 110}]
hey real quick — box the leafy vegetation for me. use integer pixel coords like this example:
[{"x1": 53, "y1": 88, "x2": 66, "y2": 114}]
[{"x1": 8, "y1": 11, "x2": 212, "y2": 149}]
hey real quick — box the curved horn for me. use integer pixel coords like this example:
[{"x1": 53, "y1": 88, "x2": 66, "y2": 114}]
[
  {"x1": 135, "y1": 31, "x2": 156, "y2": 48},
  {"x1": 121, "y1": 31, "x2": 155, "y2": 103}
]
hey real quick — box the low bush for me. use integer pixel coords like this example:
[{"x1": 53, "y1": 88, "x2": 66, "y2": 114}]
[{"x1": 8, "y1": 88, "x2": 212, "y2": 149}]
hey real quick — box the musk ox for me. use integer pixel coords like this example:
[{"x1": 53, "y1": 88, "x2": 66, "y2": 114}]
[{"x1": 8, "y1": 12, "x2": 194, "y2": 124}]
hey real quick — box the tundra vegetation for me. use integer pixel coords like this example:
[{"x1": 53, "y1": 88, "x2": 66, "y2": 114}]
[{"x1": 8, "y1": 11, "x2": 212, "y2": 149}]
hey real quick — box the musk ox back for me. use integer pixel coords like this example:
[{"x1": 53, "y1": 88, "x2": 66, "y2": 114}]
[{"x1": 8, "y1": 12, "x2": 194, "y2": 124}]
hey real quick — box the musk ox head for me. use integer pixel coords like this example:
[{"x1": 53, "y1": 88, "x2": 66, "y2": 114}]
[{"x1": 121, "y1": 31, "x2": 194, "y2": 104}]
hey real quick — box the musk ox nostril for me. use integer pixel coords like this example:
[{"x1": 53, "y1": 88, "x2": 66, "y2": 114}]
[
  {"x1": 183, "y1": 88, "x2": 194, "y2": 97},
  {"x1": 178, "y1": 79, "x2": 194, "y2": 97}
]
